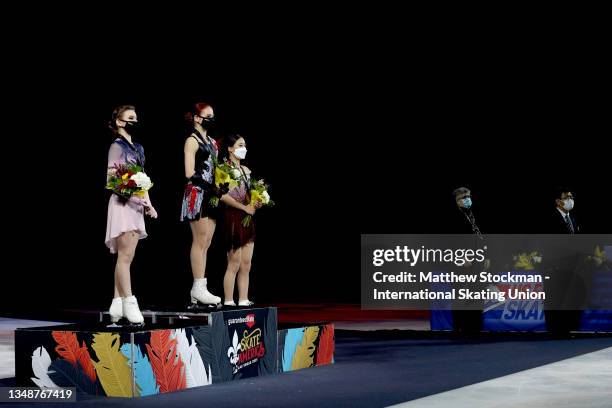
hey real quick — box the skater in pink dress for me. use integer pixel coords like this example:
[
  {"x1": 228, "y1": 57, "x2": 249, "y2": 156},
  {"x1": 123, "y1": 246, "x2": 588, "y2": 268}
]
[{"x1": 105, "y1": 105, "x2": 158, "y2": 325}]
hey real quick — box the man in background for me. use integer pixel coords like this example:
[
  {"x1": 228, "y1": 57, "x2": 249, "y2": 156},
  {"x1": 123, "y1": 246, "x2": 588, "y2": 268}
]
[
  {"x1": 547, "y1": 187, "x2": 580, "y2": 234},
  {"x1": 451, "y1": 187, "x2": 482, "y2": 236},
  {"x1": 450, "y1": 186, "x2": 483, "y2": 333},
  {"x1": 544, "y1": 187, "x2": 582, "y2": 334}
]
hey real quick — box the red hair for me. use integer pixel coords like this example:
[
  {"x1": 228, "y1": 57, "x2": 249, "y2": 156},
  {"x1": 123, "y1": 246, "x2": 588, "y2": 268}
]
[{"x1": 185, "y1": 102, "x2": 213, "y2": 122}]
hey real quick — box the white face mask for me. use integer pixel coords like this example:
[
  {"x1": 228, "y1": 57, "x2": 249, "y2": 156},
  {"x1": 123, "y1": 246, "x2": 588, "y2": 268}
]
[
  {"x1": 563, "y1": 198, "x2": 574, "y2": 211},
  {"x1": 234, "y1": 147, "x2": 247, "y2": 159}
]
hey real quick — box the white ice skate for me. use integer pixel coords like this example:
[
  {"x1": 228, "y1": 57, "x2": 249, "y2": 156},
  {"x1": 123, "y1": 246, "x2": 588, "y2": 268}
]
[
  {"x1": 190, "y1": 278, "x2": 221, "y2": 306},
  {"x1": 122, "y1": 295, "x2": 144, "y2": 325},
  {"x1": 109, "y1": 297, "x2": 123, "y2": 323}
]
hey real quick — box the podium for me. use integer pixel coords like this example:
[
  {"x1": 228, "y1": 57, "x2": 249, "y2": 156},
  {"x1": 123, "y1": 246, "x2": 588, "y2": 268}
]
[{"x1": 15, "y1": 307, "x2": 334, "y2": 397}]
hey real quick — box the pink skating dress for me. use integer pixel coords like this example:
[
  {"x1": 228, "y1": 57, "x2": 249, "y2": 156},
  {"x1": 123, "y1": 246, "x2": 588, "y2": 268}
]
[{"x1": 105, "y1": 136, "x2": 148, "y2": 253}]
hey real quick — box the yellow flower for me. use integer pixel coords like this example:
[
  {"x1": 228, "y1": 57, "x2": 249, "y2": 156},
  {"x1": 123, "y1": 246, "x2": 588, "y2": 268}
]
[
  {"x1": 214, "y1": 167, "x2": 238, "y2": 189},
  {"x1": 215, "y1": 167, "x2": 230, "y2": 185},
  {"x1": 514, "y1": 252, "x2": 534, "y2": 270},
  {"x1": 121, "y1": 173, "x2": 129, "y2": 180},
  {"x1": 590, "y1": 246, "x2": 606, "y2": 267},
  {"x1": 250, "y1": 190, "x2": 263, "y2": 204}
]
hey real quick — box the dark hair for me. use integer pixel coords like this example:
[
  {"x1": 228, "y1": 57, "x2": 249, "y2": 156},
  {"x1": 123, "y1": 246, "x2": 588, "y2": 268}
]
[
  {"x1": 554, "y1": 186, "x2": 573, "y2": 201},
  {"x1": 453, "y1": 186, "x2": 471, "y2": 199},
  {"x1": 185, "y1": 102, "x2": 213, "y2": 122},
  {"x1": 220, "y1": 133, "x2": 245, "y2": 161},
  {"x1": 109, "y1": 105, "x2": 136, "y2": 132}
]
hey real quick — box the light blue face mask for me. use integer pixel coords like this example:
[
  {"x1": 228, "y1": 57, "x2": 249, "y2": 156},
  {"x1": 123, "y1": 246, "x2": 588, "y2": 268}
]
[{"x1": 462, "y1": 197, "x2": 472, "y2": 209}]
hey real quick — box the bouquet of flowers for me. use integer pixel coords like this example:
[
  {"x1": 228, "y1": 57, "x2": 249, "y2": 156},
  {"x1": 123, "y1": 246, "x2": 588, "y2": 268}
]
[
  {"x1": 512, "y1": 251, "x2": 542, "y2": 271},
  {"x1": 209, "y1": 158, "x2": 240, "y2": 207},
  {"x1": 242, "y1": 178, "x2": 274, "y2": 227},
  {"x1": 106, "y1": 163, "x2": 153, "y2": 199}
]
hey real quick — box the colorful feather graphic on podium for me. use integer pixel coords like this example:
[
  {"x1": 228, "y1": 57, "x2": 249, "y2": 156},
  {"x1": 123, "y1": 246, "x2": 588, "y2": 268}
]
[
  {"x1": 48, "y1": 359, "x2": 99, "y2": 395},
  {"x1": 16, "y1": 307, "x2": 331, "y2": 397},
  {"x1": 174, "y1": 329, "x2": 212, "y2": 387},
  {"x1": 91, "y1": 332, "x2": 136, "y2": 397},
  {"x1": 315, "y1": 325, "x2": 335, "y2": 365},
  {"x1": 145, "y1": 329, "x2": 187, "y2": 393},
  {"x1": 120, "y1": 343, "x2": 159, "y2": 396},
  {"x1": 291, "y1": 326, "x2": 319, "y2": 370},
  {"x1": 279, "y1": 325, "x2": 335, "y2": 372},
  {"x1": 282, "y1": 328, "x2": 304, "y2": 372},
  {"x1": 30, "y1": 346, "x2": 58, "y2": 389},
  {"x1": 51, "y1": 331, "x2": 97, "y2": 382}
]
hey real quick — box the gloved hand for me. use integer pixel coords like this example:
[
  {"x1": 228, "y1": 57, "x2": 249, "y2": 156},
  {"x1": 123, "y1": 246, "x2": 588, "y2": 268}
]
[
  {"x1": 212, "y1": 182, "x2": 230, "y2": 198},
  {"x1": 188, "y1": 173, "x2": 207, "y2": 188}
]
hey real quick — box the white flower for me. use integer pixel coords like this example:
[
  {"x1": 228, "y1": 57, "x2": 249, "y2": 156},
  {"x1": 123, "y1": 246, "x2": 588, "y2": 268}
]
[
  {"x1": 130, "y1": 172, "x2": 152, "y2": 190},
  {"x1": 232, "y1": 168, "x2": 241, "y2": 179},
  {"x1": 261, "y1": 191, "x2": 270, "y2": 204}
]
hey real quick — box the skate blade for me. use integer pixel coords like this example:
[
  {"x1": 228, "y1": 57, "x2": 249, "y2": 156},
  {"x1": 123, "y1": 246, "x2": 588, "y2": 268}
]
[
  {"x1": 187, "y1": 302, "x2": 221, "y2": 311},
  {"x1": 106, "y1": 318, "x2": 144, "y2": 328}
]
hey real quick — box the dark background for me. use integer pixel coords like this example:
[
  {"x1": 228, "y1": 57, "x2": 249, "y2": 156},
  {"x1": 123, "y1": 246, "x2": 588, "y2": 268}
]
[{"x1": 3, "y1": 19, "x2": 611, "y2": 316}]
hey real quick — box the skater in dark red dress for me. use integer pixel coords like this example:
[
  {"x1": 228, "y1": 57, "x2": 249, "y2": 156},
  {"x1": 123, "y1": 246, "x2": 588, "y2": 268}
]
[{"x1": 220, "y1": 134, "x2": 260, "y2": 306}]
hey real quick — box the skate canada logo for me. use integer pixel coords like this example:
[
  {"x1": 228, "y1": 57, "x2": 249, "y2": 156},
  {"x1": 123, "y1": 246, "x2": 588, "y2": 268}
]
[{"x1": 227, "y1": 328, "x2": 266, "y2": 374}]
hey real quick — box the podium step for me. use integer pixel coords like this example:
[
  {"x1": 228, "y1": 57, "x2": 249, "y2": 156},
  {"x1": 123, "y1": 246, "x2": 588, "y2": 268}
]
[{"x1": 14, "y1": 307, "x2": 334, "y2": 398}]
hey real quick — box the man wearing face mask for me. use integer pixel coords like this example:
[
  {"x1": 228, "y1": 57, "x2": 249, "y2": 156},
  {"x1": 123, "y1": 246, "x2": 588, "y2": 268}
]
[
  {"x1": 449, "y1": 187, "x2": 484, "y2": 334},
  {"x1": 452, "y1": 187, "x2": 482, "y2": 236},
  {"x1": 544, "y1": 187, "x2": 582, "y2": 335},
  {"x1": 549, "y1": 188, "x2": 579, "y2": 234}
]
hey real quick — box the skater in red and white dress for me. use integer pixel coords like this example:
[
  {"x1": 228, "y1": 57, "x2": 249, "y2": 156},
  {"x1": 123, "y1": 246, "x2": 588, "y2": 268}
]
[{"x1": 181, "y1": 102, "x2": 224, "y2": 307}]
